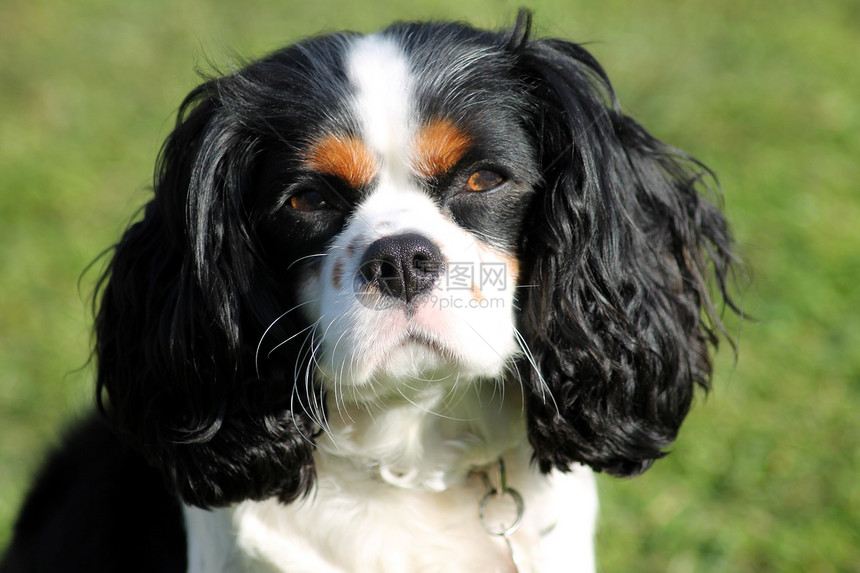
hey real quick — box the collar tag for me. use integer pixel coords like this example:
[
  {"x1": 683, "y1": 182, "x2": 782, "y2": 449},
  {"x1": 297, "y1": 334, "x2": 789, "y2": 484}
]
[
  {"x1": 478, "y1": 458, "x2": 525, "y2": 537},
  {"x1": 478, "y1": 458, "x2": 526, "y2": 571}
]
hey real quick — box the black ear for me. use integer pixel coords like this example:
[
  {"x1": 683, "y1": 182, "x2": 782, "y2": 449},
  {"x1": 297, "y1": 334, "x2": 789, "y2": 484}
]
[
  {"x1": 513, "y1": 25, "x2": 736, "y2": 477},
  {"x1": 95, "y1": 79, "x2": 316, "y2": 508}
]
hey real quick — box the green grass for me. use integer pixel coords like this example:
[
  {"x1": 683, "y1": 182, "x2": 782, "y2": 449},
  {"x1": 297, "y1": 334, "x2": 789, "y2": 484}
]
[{"x1": 1, "y1": 0, "x2": 858, "y2": 570}]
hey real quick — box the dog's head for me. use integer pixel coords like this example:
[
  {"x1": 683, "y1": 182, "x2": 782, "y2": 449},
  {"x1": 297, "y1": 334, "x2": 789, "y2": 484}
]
[{"x1": 95, "y1": 12, "x2": 736, "y2": 508}]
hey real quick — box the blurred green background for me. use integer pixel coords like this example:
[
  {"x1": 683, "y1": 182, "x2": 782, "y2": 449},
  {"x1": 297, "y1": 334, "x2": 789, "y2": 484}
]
[{"x1": 1, "y1": 0, "x2": 857, "y2": 570}]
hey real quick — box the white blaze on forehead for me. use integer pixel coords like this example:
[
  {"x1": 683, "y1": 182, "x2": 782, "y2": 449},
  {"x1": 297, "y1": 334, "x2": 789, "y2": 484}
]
[{"x1": 345, "y1": 35, "x2": 413, "y2": 176}]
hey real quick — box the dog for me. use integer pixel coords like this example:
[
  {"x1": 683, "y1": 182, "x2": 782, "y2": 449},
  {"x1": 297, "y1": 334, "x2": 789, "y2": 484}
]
[{"x1": 1, "y1": 11, "x2": 736, "y2": 573}]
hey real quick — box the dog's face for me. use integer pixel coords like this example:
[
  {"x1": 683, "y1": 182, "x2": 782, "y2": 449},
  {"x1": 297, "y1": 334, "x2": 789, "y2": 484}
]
[
  {"x1": 95, "y1": 15, "x2": 735, "y2": 508},
  {"x1": 257, "y1": 34, "x2": 540, "y2": 399}
]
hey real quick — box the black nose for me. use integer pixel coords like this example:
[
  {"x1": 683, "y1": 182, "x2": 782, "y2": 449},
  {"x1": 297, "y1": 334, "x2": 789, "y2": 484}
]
[{"x1": 358, "y1": 233, "x2": 444, "y2": 303}]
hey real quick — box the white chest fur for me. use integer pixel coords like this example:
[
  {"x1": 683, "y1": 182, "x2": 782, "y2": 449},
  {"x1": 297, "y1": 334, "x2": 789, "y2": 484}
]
[{"x1": 183, "y1": 388, "x2": 598, "y2": 573}]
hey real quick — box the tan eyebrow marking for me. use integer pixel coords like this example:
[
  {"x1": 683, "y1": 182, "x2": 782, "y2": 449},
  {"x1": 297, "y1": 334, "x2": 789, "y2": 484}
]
[
  {"x1": 305, "y1": 135, "x2": 378, "y2": 188},
  {"x1": 412, "y1": 118, "x2": 473, "y2": 179}
]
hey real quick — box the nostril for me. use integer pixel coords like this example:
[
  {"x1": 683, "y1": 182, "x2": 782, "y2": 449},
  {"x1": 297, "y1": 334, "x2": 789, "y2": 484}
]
[
  {"x1": 378, "y1": 258, "x2": 403, "y2": 298},
  {"x1": 359, "y1": 239, "x2": 407, "y2": 299},
  {"x1": 411, "y1": 251, "x2": 437, "y2": 275},
  {"x1": 358, "y1": 233, "x2": 444, "y2": 303}
]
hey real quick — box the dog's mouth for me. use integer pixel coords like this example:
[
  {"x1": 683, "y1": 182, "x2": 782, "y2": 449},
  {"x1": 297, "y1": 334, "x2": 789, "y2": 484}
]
[
  {"x1": 319, "y1": 321, "x2": 464, "y2": 395},
  {"x1": 374, "y1": 325, "x2": 460, "y2": 371},
  {"x1": 399, "y1": 328, "x2": 460, "y2": 361}
]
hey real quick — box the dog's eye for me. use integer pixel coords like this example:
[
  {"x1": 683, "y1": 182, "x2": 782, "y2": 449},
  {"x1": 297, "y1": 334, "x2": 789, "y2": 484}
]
[
  {"x1": 289, "y1": 190, "x2": 328, "y2": 211},
  {"x1": 465, "y1": 170, "x2": 504, "y2": 192}
]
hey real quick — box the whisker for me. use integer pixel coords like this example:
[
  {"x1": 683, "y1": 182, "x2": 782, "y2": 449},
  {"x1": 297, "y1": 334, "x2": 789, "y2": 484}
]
[
  {"x1": 501, "y1": 359, "x2": 527, "y2": 417},
  {"x1": 336, "y1": 356, "x2": 351, "y2": 423},
  {"x1": 267, "y1": 321, "x2": 318, "y2": 360},
  {"x1": 306, "y1": 318, "x2": 340, "y2": 432},
  {"x1": 288, "y1": 388, "x2": 317, "y2": 447},
  {"x1": 255, "y1": 298, "x2": 320, "y2": 377},
  {"x1": 328, "y1": 326, "x2": 352, "y2": 423},
  {"x1": 286, "y1": 320, "x2": 328, "y2": 446},
  {"x1": 303, "y1": 336, "x2": 328, "y2": 433},
  {"x1": 395, "y1": 384, "x2": 471, "y2": 422},
  {"x1": 293, "y1": 320, "x2": 327, "y2": 430},
  {"x1": 439, "y1": 372, "x2": 473, "y2": 417},
  {"x1": 512, "y1": 327, "x2": 559, "y2": 416},
  {"x1": 286, "y1": 252, "x2": 330, "y2": 272}
]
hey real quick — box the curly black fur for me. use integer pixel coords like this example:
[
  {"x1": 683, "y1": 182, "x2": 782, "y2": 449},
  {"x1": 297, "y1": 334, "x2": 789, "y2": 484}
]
[{"x1": 512, "y1": 14, "x2": 736, "y2": 476}]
